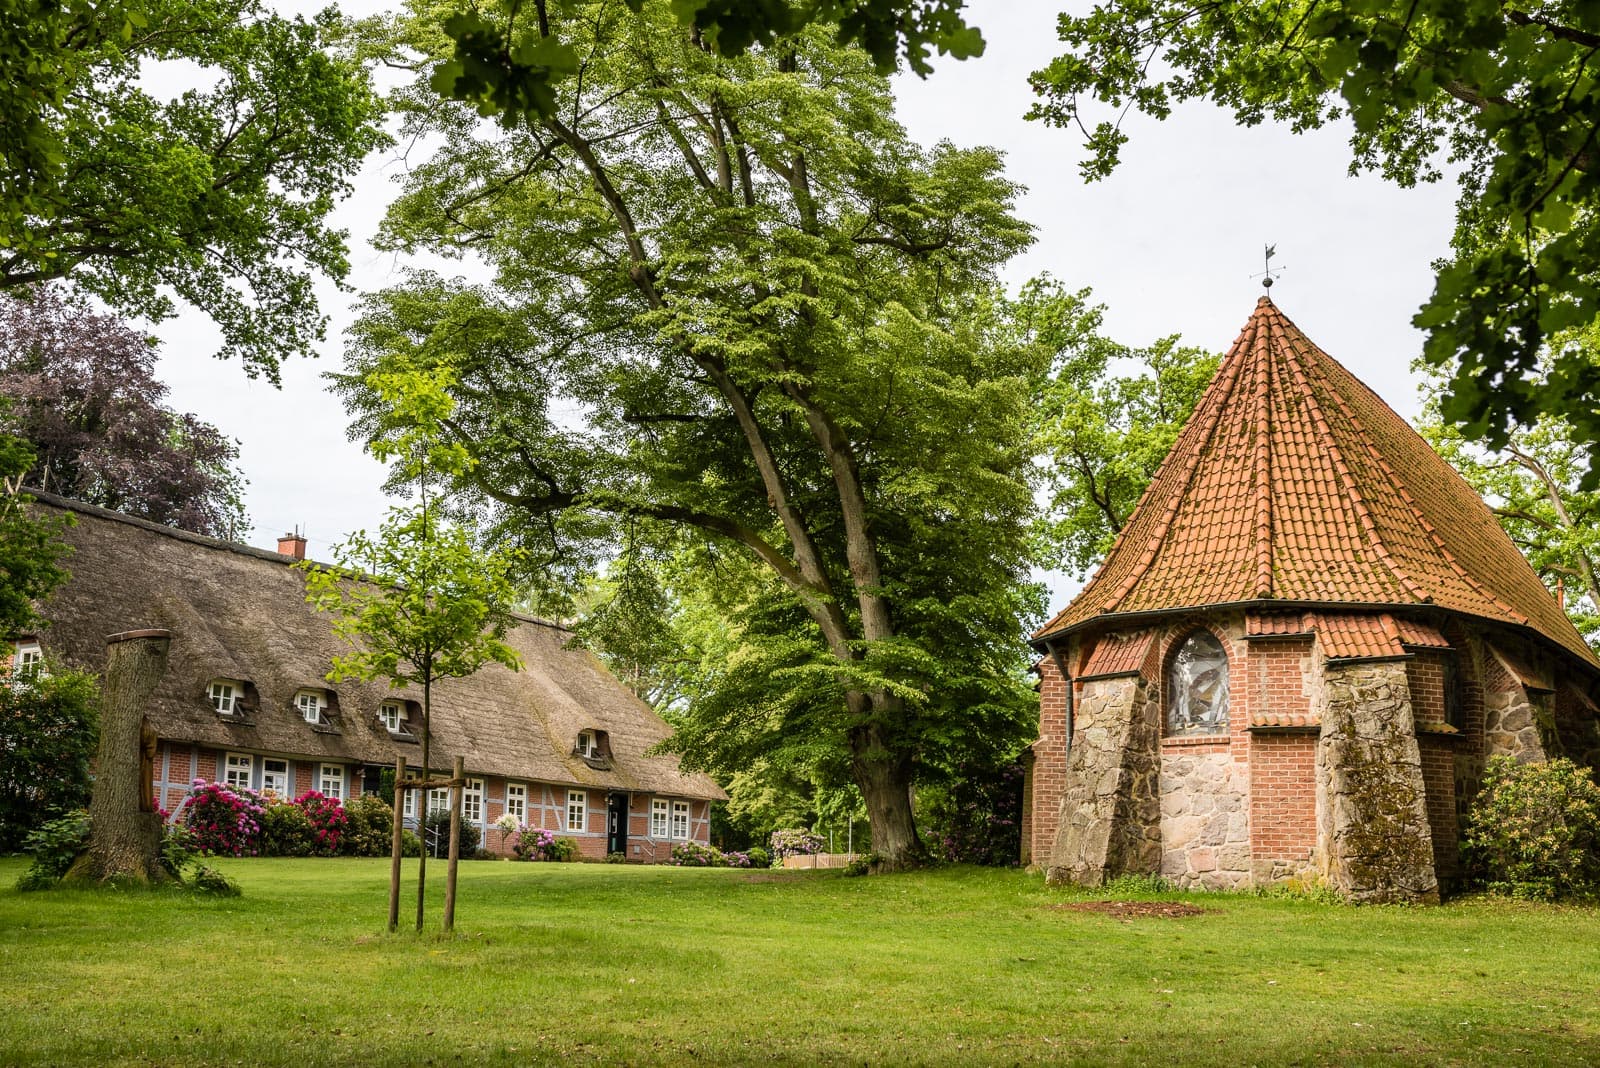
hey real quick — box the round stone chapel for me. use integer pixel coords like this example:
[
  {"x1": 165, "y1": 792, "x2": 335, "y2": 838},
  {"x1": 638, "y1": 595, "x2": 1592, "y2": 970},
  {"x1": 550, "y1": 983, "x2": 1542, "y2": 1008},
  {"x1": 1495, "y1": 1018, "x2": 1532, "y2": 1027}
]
[{"x1": 1021, "y1": 297, "x2": 1600, "y2": 903}]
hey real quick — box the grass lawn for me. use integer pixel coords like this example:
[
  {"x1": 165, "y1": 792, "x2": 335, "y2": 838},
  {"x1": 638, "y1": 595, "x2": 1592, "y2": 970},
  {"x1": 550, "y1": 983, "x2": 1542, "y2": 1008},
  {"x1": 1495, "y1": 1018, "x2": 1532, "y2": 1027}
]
[{"x1": 1, "y1": 858, "x2": 1597, "y2": 1066}]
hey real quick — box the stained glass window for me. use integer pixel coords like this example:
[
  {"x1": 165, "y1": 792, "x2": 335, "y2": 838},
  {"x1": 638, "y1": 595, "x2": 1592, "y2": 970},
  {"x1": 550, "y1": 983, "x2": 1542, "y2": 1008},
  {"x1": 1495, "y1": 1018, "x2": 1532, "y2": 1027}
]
[{"x1": 1167, "y1": 631, "x2": 1229, "y2": 736}]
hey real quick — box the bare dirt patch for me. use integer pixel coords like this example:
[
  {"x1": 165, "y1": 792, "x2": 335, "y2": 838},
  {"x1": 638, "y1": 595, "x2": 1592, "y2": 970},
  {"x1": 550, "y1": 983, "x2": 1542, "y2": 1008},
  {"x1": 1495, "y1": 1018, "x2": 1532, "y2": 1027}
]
[{"x1": 1046, "y1": 900, "x2": 1211, "y2": 919}]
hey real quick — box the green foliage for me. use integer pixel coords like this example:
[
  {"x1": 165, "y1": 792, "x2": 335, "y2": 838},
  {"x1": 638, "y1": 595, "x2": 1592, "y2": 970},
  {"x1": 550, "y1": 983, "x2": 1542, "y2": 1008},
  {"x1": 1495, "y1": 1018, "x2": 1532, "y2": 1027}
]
[
  {"x1": 604, "y1": 851, "x2": 627, "y2": 863},
  {"x1": 744, "y1": 845, "x2": 770, "y2": 869},
  {"x1": 340, "y1": 794, "x2": 395, "y2": 858},
  {"x1": 15, "y1": 809, "x2": 89, "y2": 890},
  {"x1": 842, "y1": 851, "x2": 875, "y2": 876},
  {"x1": 400, "y1": 829, "x2": 423, "y2": 857},
  {"x1": 190, "y1": 864, "x2": 241, "y2": 897},
  {"x1": 1032, "y1": 1, "x2": 1600, "y2": 483},
  {"x1": 920, "y1": 757, "x2": 1024, "y2": 867},
  {"x1": 430, "y1": 0, "x2": 982, "y2": 129},
  {"x1": 346, "y1": 2, "x2": 1045, "y2": 865},
  {"x1": 1100, "y1": 873, "x2": 1174, "y2": 897},
  {"x1": 512, "y1": 827, "x2": 578, "y2": 862},
  {"x1": 1025, "y1": 278, "x2": 1218, "y2": 576},
  {"x1": 259, "y1": 803, "x2": 315, "y2": 858},
  {"x1": 0, "y1": 434, "x2": 72, "y2": 639},
  {"x1": 0, "y1": 666, "x2": 98, "y2": 853},
  {"x1": 160, "y1": 823, "x2": 198, "y2": 880},
  {"x1": 421, "y1": 810, "x2": 481, "y2": 859},
  {"x1": 0, "y1": 0, "x2": 389, "y2": 380},
  {"x1": 1463, "y1": 755, "x2": 1600, "y2": 901}
]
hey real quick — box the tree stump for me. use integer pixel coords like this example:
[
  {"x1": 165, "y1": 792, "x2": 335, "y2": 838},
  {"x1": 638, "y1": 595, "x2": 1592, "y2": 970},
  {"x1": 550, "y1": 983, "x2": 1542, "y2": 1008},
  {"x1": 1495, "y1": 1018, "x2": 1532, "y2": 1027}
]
[{"x1": 64, "y1": 629, "x2": 173, "y2": 885}]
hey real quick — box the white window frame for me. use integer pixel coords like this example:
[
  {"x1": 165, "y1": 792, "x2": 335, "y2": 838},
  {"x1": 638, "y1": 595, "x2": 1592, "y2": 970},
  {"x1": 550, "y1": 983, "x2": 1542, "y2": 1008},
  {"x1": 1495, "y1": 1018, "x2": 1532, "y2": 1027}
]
[
  {"x1": 261, "y1": 758, "x2": 289, "y2": 796},
  {"x1": 318, "y1": 763, "x2": 344, "y2": 800},
  {"x1": 567, "y1": 789, "x2": 587, "y2": 833},
  {"x1": 296, "y1": 690, "x2": 327, "y2": 725},
  {"x1": 11, "y1": 641, "x2": 43, "y2": 682},
  {"x1": 671, "y1": 800, "x2": 690, "y2": 840},
  {"x1": 577, "y1": 730, "x2": 598, "y2": 758},
  {"x1": 402, "y1": 789, "x2": 416, "y2": 819},
  {"x1": 651, "y1": 798, "x2": 670, "y2": 839},
  {"x1": 463, "y1": 778, "x2": 484, "y2": 824},
  {"x1": 428, "y1": 787, "x2": 450, "y2": 815},
  {"x1": 379, "y1": 701, "x2": 403, "y2": 732},
  {"x1": 224, "y1": 752, "x2": 252, "y2": 791},
  {"x1": 505, "y1": 783, "x2": 527, "y2": 823},
  {"x1": 210, "y1": 680, "x2": 237, "y2": 715}
]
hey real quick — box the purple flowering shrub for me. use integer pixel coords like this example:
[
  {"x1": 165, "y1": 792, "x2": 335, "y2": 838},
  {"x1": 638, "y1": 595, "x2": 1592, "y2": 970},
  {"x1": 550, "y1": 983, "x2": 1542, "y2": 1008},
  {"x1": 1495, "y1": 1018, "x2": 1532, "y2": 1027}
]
[
  {"x1": 512, "y1": 826, "x2": 578, "y2": 862},
  {"x1": 184, "y1": 780, "x2": 266, "y2": 856},
  {"x1": 769, "y1": 828, "x2": 824, "y2": 863},
  {"x1": 668, "y1": 842, "x2": 753, "y2": 867}
]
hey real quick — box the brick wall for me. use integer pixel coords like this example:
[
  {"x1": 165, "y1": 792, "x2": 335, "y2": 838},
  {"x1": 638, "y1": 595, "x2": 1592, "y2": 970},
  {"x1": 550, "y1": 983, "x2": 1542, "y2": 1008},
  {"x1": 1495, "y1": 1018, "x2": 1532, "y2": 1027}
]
[
  {"x1": 1418, "y1": 735, "x2": 1459, "y2": 881},
  {"x1": 1246, "y1": 732, "x2": 1317, "y2": 882},
  {"x1": 1027, "y1": 649, "x2": 1071, "y2": 868},
  {"x1": 1406, "y1": 653, "x2": 1448, "y2": 726}
]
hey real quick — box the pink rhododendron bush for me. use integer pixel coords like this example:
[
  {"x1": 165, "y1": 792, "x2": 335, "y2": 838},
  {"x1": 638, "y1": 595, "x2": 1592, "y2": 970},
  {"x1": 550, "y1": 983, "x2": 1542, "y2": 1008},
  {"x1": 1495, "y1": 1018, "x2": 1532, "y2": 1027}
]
[{"x1": 182, "y1": 781, "x2": 350, "y2": 858}]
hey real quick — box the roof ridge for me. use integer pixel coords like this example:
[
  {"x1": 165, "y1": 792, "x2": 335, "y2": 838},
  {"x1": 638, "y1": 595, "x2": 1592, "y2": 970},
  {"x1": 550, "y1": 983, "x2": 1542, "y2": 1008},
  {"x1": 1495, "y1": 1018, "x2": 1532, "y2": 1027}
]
[
  {"x1": 1291, "y1": 325, "x2": 1533, "y2": 628},
  {"x1": 1270, "y1": 308, "x2": 1431, "y2": 605},
  {"x1": 1251, "y1": 308, "x2": 1273, "y2": 598},
  {"x1": 1101, "y1": 313, "x2": 1257, "y2": 613}
]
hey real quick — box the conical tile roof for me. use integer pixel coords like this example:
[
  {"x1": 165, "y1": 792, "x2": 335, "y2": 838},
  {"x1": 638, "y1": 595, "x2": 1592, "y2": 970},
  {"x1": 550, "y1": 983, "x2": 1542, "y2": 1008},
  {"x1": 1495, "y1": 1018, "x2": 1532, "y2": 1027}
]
[{"x1": 1036, "y1": 296, "x2": 1600, "y2": 669}]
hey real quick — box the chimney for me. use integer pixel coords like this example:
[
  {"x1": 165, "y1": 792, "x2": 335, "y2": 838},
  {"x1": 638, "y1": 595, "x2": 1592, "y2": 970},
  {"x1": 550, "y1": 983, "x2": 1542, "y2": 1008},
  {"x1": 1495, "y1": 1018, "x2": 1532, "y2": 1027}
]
[{"x1": 277, "y1": 530, "x2": 307, "y2": 561}]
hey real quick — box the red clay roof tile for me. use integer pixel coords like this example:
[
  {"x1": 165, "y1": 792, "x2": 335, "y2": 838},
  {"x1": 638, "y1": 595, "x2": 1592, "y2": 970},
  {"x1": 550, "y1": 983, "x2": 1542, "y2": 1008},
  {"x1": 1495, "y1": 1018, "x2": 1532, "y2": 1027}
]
[
  {"x1": 1036, "y1": 298, "x2": 1598, "y2": 670},
  {"x1": 1078, "y1": 630, "x2": 1155, "y2": 679}
]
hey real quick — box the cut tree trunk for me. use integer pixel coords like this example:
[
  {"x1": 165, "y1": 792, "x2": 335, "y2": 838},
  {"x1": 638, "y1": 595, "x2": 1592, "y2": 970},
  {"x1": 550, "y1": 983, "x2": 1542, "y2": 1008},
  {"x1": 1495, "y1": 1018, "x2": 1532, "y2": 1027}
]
[
  {"x1": 849, "y1": 717, "x2": 926, "y2": 872},
  {"x1": 64, "y1": 629, "x2": 173, "y2": 886}
]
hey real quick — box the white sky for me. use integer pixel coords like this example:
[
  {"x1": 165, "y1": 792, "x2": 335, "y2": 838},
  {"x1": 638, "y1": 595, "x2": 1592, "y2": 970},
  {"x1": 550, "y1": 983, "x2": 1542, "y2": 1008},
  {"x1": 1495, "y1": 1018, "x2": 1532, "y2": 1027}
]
[{"x1": 147, "y1": 1, "x2": 1459, "y2": 604}]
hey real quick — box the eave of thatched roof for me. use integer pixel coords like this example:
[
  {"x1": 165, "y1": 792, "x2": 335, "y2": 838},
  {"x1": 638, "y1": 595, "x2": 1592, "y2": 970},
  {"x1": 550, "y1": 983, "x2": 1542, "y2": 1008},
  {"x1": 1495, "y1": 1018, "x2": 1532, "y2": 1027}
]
[{"x1": 27, "y1": 492, "x2": 724, "y2": 801}]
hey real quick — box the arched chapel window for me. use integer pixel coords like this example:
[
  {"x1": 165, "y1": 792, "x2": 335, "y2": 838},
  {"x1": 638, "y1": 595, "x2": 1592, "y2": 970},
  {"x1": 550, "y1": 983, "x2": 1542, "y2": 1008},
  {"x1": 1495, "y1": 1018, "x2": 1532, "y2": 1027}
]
[{"x1": 1167, "y1": 631, "x2": 1229, "y2": 736}]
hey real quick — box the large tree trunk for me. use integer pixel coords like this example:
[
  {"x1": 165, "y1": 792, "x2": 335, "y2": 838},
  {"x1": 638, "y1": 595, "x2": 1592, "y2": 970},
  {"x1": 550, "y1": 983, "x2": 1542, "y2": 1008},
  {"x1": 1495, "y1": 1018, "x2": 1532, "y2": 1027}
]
[
  {"x1": 849, "y1": 714, "x2": 925, "y2": 872},
  {"x1": 64, "y1": 629, "x2": 172, "y2": 885}
]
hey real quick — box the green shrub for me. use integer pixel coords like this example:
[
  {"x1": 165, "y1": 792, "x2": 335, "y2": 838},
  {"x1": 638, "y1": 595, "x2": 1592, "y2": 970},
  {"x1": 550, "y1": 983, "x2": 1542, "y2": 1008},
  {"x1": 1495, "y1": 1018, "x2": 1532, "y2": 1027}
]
[
  {"x1": 15, "y1": 810, "x2": 90, "y2": 890},
  {"x1": 604, "y1": 851, "x2": 627, "y2": 863},
  {"x1": 1463, "y1": 756, "x2": 1600, "y2": 901},
  {"x1": 843, "y1": 852, "x2": 877, "y2": 877},
  {"x1": 400, "y1": 830, "x2": 422, "y2": 857},
  {"x1": 0, "y1": 670, "x2": 99, "y2": 853},
  {"x1": 192, "y1": 865, "x2": 241, "y2": 897},
  {"x1": 422, "y1": 811, "x2": 481, "y2": 859},
  {"x1": 161, "y1": 823, "x2": 199, "y2": 879},
  {"x1": 260, "y1": 801, "x2": 315, "y2": 857},
  {"x1": 340, "y1": 794, "x2": 393, "y2": 857},
  {"x1": 669, "y1": 841, "x2": 728, "y2": 867},
  {"x1": 745, "y1": 846, "x2": 770, "y2": 869}
]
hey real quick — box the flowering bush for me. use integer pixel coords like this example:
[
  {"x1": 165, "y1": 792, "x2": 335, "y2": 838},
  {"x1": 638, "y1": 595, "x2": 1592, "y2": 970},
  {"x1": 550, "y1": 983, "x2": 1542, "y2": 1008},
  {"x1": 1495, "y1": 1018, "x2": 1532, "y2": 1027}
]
[
  {"x1": 260, "y1": 801, "x2": 315, "y2": 856},
  {"x1": 184, "y1": 780, "x2": 266, "y2": 856},
  {"x1": 512, "y1": 826, "x2": 578, "y2": 862},
  {"x1": 494, "y1": 812, "x2": 519, "y2": 834},
  {"x1": 295, "y1": 791, "x2": 348, "y2": 856},
  {"x1": 769, "y1": 828, "x2": 824, "y2": 864},
  {"x1": 669, "y1": 841, "x2": 727, "y2": 867},
  {"x1": 1464, "y1": 756, "x2": 1600, "y2": 901}
]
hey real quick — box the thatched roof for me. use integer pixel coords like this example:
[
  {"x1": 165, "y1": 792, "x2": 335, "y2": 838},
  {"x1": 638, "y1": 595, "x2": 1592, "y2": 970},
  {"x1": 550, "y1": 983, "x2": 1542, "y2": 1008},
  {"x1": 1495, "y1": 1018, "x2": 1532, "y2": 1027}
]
[{"x1": 29, "y1": 492, "x2": 724, "y2": 800}]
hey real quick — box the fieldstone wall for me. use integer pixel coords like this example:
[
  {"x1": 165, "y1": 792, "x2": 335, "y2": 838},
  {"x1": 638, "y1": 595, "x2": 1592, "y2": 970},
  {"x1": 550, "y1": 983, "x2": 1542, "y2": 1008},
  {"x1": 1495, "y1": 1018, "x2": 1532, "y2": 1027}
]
[
  {"x1": 1046, "y1": 675, "x2": 1160, "y2": 886},
  {"x1": 1483, "y1": 680, "x2": 1551, "y2": 763},
  {"x1": 1159, "y1": 752, "x2": 1251, "y2": 889},
  {"x1": 1316, "y1": 660, "x2": 1439, "y2": 904}
]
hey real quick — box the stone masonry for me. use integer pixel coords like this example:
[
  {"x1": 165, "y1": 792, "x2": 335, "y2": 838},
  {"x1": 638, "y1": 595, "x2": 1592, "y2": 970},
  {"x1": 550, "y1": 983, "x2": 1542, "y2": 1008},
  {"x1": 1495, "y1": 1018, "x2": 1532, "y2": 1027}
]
[
  {"x1": 1316, "y1": 661, "x2": 1439, "y2": 904},
  {"x1": 1046, "y1": 675, "x2": 1161, "y2": 886},
  {"x1": 1159, "y1": 751, "x2": 1251, "y2": 889}
]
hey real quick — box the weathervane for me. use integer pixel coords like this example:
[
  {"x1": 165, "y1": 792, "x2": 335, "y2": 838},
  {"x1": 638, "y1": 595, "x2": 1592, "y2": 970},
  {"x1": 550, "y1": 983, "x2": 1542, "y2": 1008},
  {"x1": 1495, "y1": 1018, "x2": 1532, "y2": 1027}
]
[{"x1": 1253, "y1": 244, "x2": 1285, "y2": 289}]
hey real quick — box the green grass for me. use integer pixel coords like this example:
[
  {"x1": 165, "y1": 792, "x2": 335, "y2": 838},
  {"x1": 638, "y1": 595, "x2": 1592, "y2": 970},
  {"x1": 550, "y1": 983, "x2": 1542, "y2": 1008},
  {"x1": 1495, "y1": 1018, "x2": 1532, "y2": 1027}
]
[{"x1": 1, "y1": 858, "x2": 1598, "y2": 1066}]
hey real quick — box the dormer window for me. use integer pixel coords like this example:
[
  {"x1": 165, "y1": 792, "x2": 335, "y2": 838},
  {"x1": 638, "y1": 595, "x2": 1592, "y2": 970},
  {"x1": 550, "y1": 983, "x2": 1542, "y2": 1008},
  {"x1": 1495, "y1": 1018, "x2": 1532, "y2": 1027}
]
[
  {"x1": 577, "y1": 730, "x2": 601, "y2": 758},
  {"x1": 210, "y1": 680, "x2": 239, "y2": 715},
  {"x1": 296, "y1": 690, "x2": 327, "y2": 724},
  {"x1": 379, "y1": 701, "x2": 404, "y2": 732}
]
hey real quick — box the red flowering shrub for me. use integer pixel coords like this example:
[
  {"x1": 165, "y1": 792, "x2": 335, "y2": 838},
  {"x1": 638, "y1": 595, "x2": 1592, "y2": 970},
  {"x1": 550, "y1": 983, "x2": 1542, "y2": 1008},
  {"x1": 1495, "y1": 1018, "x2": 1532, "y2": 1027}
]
[
  {"x1": 184, "y1": 780, "x2": 266, "y2": 857},
  {"x1": 294, "y1": 791, "x2": 347, "y2": 856}
]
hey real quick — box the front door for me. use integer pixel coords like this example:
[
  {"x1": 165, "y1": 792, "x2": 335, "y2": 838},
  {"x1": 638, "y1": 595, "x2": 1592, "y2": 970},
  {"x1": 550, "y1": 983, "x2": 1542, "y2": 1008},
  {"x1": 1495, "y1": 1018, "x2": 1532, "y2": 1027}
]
[{"x1": 607, "y1": 792, "x2": 629, "y2": 855}]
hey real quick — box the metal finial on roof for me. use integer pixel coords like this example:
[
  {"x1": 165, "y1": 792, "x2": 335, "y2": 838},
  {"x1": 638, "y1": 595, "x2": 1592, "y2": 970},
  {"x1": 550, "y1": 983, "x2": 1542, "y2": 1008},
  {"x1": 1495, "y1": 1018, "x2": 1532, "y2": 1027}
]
[{"x1": 1254, "y1": 244, "x2": 1284, "y2": 289}]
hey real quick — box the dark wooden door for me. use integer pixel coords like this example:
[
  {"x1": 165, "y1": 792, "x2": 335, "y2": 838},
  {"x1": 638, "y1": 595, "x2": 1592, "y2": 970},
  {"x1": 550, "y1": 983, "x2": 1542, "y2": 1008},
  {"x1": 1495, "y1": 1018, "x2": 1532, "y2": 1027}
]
[{"x1": 607, "y1": 792, "x2": 629, "y2": 855}]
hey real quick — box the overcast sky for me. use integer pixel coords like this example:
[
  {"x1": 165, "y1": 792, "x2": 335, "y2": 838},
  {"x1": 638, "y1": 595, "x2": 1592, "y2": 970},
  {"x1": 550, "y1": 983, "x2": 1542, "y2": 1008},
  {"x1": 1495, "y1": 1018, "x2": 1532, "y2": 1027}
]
[{"x1": 147, "y1": 1, "x2": 1459, "y2": 603}]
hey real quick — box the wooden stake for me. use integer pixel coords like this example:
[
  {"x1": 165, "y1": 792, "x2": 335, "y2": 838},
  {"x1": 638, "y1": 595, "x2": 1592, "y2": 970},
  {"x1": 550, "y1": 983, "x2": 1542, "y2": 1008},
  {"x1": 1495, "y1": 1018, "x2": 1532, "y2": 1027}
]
[
  {"x1": 444, "y1": 756, "x2": 463, "y2": 933},
  {"x1": 388, "y1": 756, "x2": 406, "y2": 933}
]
